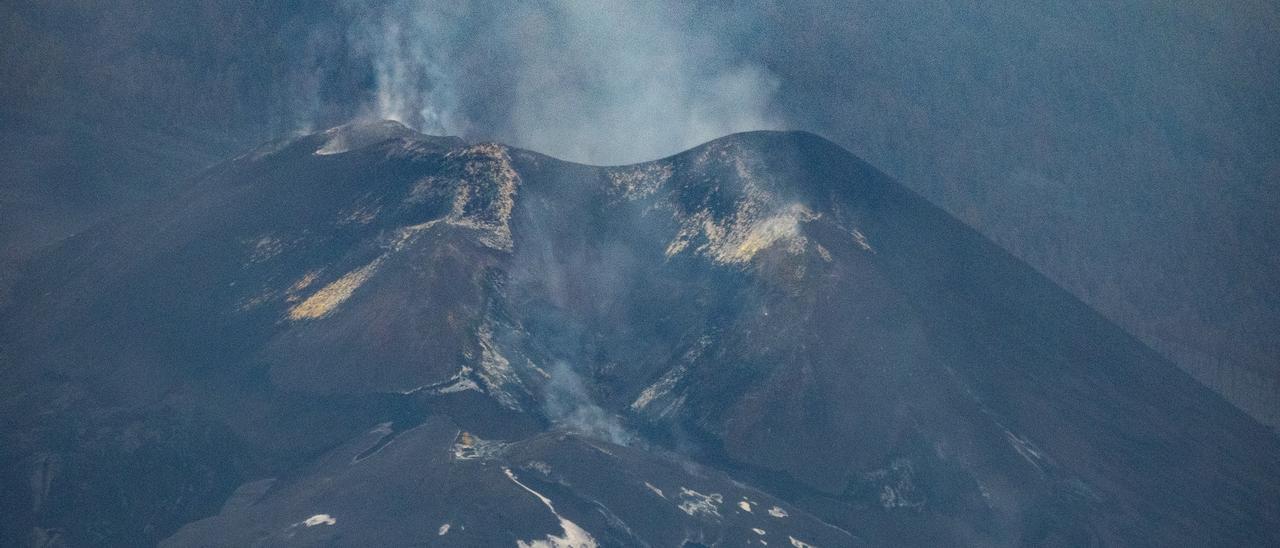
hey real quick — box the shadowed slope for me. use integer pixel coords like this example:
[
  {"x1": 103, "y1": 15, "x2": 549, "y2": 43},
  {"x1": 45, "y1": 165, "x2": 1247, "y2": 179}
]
[{"x1": 1, "y1": 122, "x2": 1275, "y2": 546}]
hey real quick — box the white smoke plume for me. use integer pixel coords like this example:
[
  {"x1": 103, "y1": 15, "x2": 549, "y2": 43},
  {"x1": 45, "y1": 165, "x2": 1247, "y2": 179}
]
[
  {"x1": 544, "y1": 361, "x2": 636, "y2": 446},
  {"x1": 343, "y1": 1, "x2": 781, "y2": 165},
  {"x1": 346, "y1": 4, "x2": 460, "y2": 135}
]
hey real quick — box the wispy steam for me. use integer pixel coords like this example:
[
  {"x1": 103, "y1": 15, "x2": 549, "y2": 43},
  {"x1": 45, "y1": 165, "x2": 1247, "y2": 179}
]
[
  {"x1": 347, "y1": 3, "x2": 459, "y2": 135},
  {"x1": 544, "y1": 361, "x2": 636, "y2": 446},
  {"x1": 343, "y1": 1, "x2": 781, "y2": 164}
]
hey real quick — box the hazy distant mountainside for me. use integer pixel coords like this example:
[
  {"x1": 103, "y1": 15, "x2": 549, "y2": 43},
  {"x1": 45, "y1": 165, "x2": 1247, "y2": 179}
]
[
  {"x1": 750, "y1": 1, "x2": 1280, "y2": 427},
  {"x1": 2, "y1": 122, "x2": 1277, "y2": 546},
  {"x1": 0, "y1": 1, "x2": 348, "y2": 309}
]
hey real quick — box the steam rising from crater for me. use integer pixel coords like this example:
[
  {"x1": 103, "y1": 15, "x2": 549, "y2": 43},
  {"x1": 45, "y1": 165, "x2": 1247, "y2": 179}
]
[
  {"x1": 544, "y1": 361, "x2": 636, "y2": 446},
  {"x1": 343, "y1": 1, "x2": 781, "y2": 165},
  {"x1": 346, "y1": 5, "x2": 460, "y2": 135}
]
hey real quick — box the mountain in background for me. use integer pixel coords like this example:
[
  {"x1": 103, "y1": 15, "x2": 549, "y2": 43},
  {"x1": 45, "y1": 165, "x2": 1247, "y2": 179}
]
[
  {"x1": 2, "y1": 122, "x2": 1276, "y2": 546},
  {"x1": 747, "y1": 0, "x2": 1280, "y2": 427},
  {"x1": 3, "y1": 0, "x2": 1276, "y2": 429}
]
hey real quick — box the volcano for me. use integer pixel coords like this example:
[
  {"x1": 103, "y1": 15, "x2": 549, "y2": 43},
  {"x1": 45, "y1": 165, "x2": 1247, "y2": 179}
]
[{"x1": 2, "y1": 121, "x2": 1276, "y2": 546}]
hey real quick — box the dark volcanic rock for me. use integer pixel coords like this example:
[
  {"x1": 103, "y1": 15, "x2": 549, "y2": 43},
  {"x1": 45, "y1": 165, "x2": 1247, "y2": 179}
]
[
  {"x1": 1, "y1": 120, "x2": 1277, "y2": 546},
  {"x1": 162, "y1": 416, "x2": 853, "y2": 547}
]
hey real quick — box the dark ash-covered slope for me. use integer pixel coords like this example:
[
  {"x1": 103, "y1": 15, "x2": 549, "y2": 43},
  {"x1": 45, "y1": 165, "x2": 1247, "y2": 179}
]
[{"x1": 1, "y1": 121, "x2": 1276, "y2": 546}]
